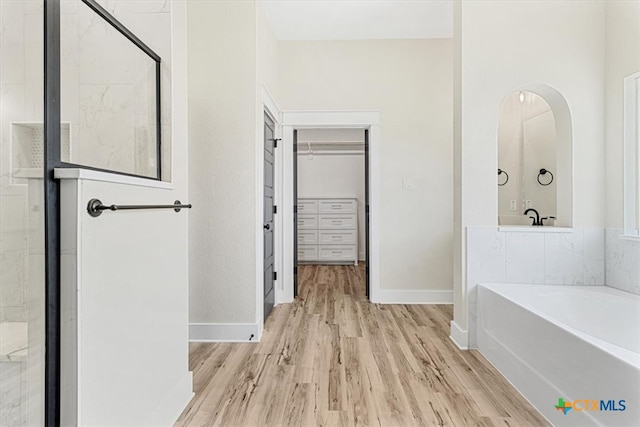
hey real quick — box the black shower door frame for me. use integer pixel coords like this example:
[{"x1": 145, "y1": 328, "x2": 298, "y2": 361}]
[{"x1": 44, "y1": 1, "x2": 163, "y2": 424}]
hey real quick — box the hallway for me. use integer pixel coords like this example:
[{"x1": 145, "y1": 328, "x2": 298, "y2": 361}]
[{"x1": 176, "y1": 265, "x2": 548, "y2": 426}]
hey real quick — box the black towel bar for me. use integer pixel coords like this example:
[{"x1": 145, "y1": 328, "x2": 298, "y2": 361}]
[{"x1": 87, "y1": 198, "x2": 192, "y2": 217}]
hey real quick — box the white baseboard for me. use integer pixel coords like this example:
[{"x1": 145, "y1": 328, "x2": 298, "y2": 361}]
[
  {"x1": 189, "y1": 323, "x2": 260, "y2": 342},
  {"x1": 146, "y1": 372, "x2": 193, "y2": 426},
  {"x1": 374, "y1": 289, "x2": 453, "y2": 304},
  {"x1": 449, "y1": 320, "x2": 468, "y2": 350}
]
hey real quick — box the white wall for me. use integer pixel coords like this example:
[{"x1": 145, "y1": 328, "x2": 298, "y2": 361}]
[
  {"x1": 188, "y1": 1, "x2": 257, "y2": 326},
  {"x1": 604, "y1": 1, "x2": 640, "y2": 296},
  {"x1": 279, "y1": 39, "x2": 453, "y2": 292},
  {"x1": 454, "y1": 0, "x2": 606, "y2": 333},
  {"x1": 257, "y1": 0, "x2": 279, "y2": 99},
  {"x1": 452, "y1": 0, "x2": 464, "y2": 337},
  {"x1": 188, "y1": 0, "x2": 280, "y2": 336},
  {"x1": 605, "y1": 0, "x2": 640, "y2": 228}
]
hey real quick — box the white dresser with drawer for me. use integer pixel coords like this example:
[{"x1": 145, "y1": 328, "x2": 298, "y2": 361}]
[{"x1": 298, "y1": 197, "x2": 358, "y2": 265}]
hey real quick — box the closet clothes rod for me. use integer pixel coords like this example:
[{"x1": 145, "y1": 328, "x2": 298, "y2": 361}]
[
  {"x1": 299, "y1": 151, "x2": 364, "y2": 156},
  {"x1": 87, "y1": 198, "x2": 192, "y2": 217}
]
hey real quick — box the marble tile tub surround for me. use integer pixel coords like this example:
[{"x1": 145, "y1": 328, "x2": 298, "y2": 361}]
[
  {"x1": 606, "y1": 228, "x2": 640, "y2": 295},
  {"x1": 466, "y1": 226, "x2": 606, "y2": 347}
]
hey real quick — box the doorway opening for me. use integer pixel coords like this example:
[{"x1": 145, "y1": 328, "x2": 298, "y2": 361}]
[
  {"x1": 276, "y1": 110, "x2": 380, "y2": 307},
  {"x1": 293, "y1": 128, "x2": 370, "y2": 300}
]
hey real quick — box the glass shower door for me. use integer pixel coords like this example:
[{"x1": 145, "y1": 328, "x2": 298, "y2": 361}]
[{"x1": 0, "y1": 0, "x2": 46, "y2": 425}]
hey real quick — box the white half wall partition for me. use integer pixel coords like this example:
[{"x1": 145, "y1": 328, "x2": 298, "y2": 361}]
[
  {"x1": 53, "y1": 1, "x2": 193, "y2": 424},
  {"x1": 57, "y1": 170, "x2": 192, "y2": 426}
]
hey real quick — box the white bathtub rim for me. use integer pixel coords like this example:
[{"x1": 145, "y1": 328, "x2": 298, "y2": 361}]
[{"x1": 477, "y1": 283, "x2": 640, "y2": 370}]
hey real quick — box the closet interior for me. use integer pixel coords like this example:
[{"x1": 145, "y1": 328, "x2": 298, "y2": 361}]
[{"x1": 296, "y1": 129, "x2": 366, "y2": 265}]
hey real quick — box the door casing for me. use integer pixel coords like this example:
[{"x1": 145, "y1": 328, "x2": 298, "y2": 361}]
[{"x1": 278, "y1": 111, "x2": 381, "y2": 303}]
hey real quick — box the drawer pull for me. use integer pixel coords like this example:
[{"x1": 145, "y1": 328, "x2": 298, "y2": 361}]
[
  {"x1": 331, "y1": 220, "x2": 341, "y2": 224},
  {"x1": 332, "y1": 251, "x2": 341, "y2": 254}
]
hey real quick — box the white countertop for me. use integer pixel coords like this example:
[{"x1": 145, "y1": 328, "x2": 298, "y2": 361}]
[{"x1": 498, "y1": 226, "x2": 574, "y2": 233}]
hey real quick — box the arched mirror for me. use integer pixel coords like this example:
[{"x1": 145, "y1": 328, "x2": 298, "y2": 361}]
[{"x1": 498, "y1": 90, "x2": 559, "y2": 226}]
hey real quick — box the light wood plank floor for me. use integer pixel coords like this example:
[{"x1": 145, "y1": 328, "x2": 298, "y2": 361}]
[{"x1": 176, "y1": 265, "x2": 549, "y2": 426}]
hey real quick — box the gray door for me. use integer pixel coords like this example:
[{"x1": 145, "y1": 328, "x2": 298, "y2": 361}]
[{"x1": 264, "y1": 113, "x2": 275, "y2": 320}]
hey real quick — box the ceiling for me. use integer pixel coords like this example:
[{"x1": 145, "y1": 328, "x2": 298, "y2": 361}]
[{"x1": 261, "y1": 0, "x2": 454, "y2": 41}]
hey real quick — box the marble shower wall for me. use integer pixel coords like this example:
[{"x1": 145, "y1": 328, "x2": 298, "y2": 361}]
[
  {"x1": 0, "y1": 0, "x2": 42, "y2": 323},
  {"x1": 605, "y1": 228, "x2": 640, "y2": 295},
  {"x1": 2, "y1": 0, "x2": 172, "y2": 318},
  {"x1": 1, "y1": 0, "x2": 173, "y2": 318},
  {"x1": 466, "y1": 226, "x2": 606, "y2": 347},
  {"x1": 0, "y1": 188, "x2": 28, "y2": 323},
  {"x1": 61, "y1": 0, "x2": 172, "y2": 179}
]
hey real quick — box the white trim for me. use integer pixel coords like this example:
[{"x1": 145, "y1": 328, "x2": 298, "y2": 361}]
[
  {"x1": 255, "y1": 100, "x2": 264, "y2": 338},
  {"x1": 281, "y1": 126, "x2": 295, "y2": 303},
  {"x1": 189, "y1": 323, "x2": 260, "y2": 343},
  {"x1": 368, "y1": 124, "x2": 381, "y2": 303},
  {"x1": 449, "y1": 320, "x2": 468, "y2": 350},
  {"x1": 280, "y1": 111, "x2": 381, "y2": 303},
  {"x1": 54, "y1": 168, "x2": 174, "y2": 190},
  {"x1": 514, "y1": 84, "x2": 574, "y2": 227},
  {"x1": 375, "y1": 290, "x2": 453, "y2": 304},
  {"x1": 623, "y1": 72, "x2": 640, "y2": 236},
  {"x1": 146, "y1": 372, "x2": 193, "y2": 426},
  {"x1": 619, "y1": 234, "x2": 640, "y2": 242},
  {"x1": 263, "y1": 86, "x2": 282, "y2": 124}
]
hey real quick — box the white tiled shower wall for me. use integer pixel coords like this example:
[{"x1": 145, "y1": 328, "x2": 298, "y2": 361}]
[
  {"x1": 606, "y1": 228, "x2": 640, "y2": 295},
  {"x1": 0, "y1": 0, "x2": 41, "y2": 323},
  {"x1": 466, "y1": 227, "x2": 607, "y2": 347}
]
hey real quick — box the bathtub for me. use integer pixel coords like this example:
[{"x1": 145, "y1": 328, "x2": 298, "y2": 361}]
[{"x1": 477, "y1": 283, "x2": 640, "y2": 427}]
